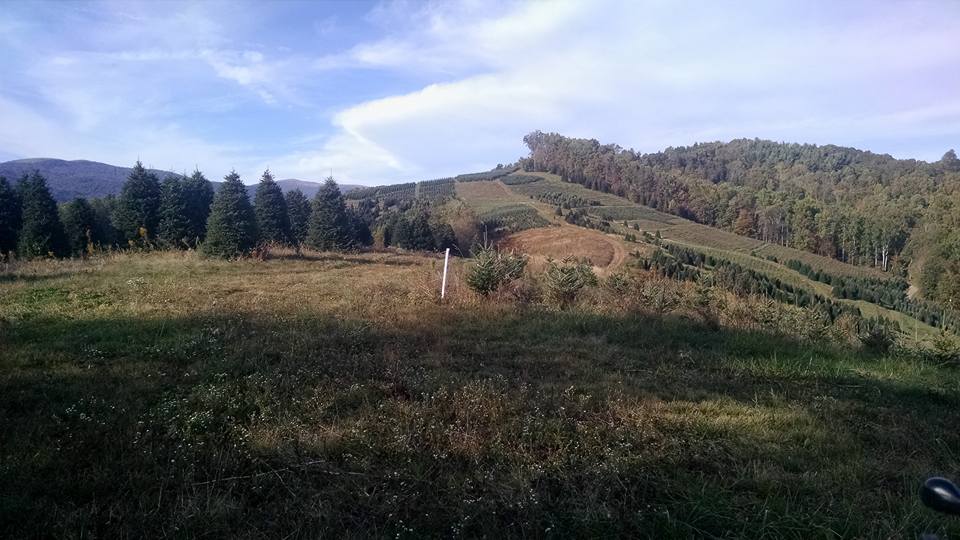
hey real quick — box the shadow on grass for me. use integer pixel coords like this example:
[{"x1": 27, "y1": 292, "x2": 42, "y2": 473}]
[
  {"x1": 2, "y1": 308, "x2": 959, "y2": 538},
  {"x1": 266, "y1": 250, "x2": 428, "y2": 266},
  {"x1": 0, "y1": 271, "x2": 77, "y2": 284}
]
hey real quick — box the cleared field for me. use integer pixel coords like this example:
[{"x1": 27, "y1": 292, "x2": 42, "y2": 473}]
[
  {"x1": 455, "y1": 179, "x2": 559, "y2": 234},
  {"x1": 455, "y1": 179, "x2": 531, "y2": 213},
  {"x1": 2, "y1": 251, "x2": 959, "y2": 538},
  {"x1": 500, "y1": 225, "x2": 625, "y2": 270}
]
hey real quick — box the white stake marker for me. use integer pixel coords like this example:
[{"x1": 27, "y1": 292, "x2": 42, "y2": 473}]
[{"x1": 441, "y1": 248, "x2": 450, "y2": 299}]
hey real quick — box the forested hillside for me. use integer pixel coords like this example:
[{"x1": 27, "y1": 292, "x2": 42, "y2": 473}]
[{"x1": 521, "y1": 132, "x2": 960, "y2": 305}]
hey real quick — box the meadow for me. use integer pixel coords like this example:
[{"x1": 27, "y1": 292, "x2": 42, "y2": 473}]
[{"x1": 2, "y1": 250, "x2": 959, "y2": 538}]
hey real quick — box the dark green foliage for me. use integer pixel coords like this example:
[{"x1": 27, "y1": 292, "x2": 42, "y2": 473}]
[
  {"x1": 348, "y1": 208, "x2": 372, "y2": 247},
  {"x1": 416, "y1": 178, "x2": 456, "y2": 199},
  {"x1": 642, "y1": 244, "x2": 864, "y2": 323},
  {"x1": 0, "y1": 176, "x2": 21, "y2": 255},
  {"x1": 181, "y1": 170, "x2": 214, "y2": 244},
  {"x1": 285, "y1": 189, "x2": 311, "y2": 245},
  {"x1": 59, "y1": 198, "x2": 97, "y2": 256},
  {"x1": 404, "y1": 210, "x2": 435, "y2": 251},
  {"x1": 564, "y1": 208, "x2": 613, "y2": 233},
  {"x1": 346, "y1": 182, "x2": 416, "y2": 201},
  {"x1": 113, "y1": 161, "x2": 161, "y2": 242},
  {"x1": 466, "y1": 245, "x2": 527, "y2": 296},
  {"x1": 88, "y1": 195, "x2": 121, "y2": 248},
  {"x1": 521, "y1": 131, "x2": 960, "y2": 284},
  {"x1": 500, "y1": 174, "x2": 542, "y2": 186},
  {"x1": 307, "y1": 178, "x2": 354, "y2": 251},
  {"x1": 480, "y1": 204, "x2": 549, "y2": 233},
  {"x1": 158, "y1": 176, "x2": 192, "y2": 249},
  {"x1": 543, "y1": 259, "x2": 598, "y2": 308},
  {"x1": 431, "y1": 221, "x2": 457, "y2": 251},
  {"x1": 253, "y1": 170, "x2": 292, "y2": 245},
  {"x1": 202, "y1": 171, "x2": 257, "y2": 258},
  {"x1": 16, "y1": 172, "x2": 67, "y2": 258},
  {"x1": 454, "y1": 166, "x2": 518, "y2": 182},
  {"x1": 783, "y1": 259, "x2": 960, "y2": 333}
]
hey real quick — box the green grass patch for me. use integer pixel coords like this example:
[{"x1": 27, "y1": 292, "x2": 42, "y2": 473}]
[{"x1": 1, "y1": 252, "x2": 958, "y2": 538}]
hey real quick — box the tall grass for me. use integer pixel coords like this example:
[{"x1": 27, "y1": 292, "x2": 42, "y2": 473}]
[{"x1": 1, "y1": 251, "x2": 958, "y2": 538}]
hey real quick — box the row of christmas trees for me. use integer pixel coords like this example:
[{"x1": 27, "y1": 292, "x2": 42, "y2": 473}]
[{"x1": 0, "y1": 161, "x2": 370, "y2": 259}]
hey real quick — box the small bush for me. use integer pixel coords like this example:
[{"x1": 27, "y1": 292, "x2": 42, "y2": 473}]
[
  {"x1": 543, "y1": 259, "x2": 597, "y2": 309},
  {"x1": 466, "y1": 246, "x2": 527, "y2": 296},
  {"x1": 858, "y1": 317, "x2": 898, "y2": 354},
  {"x1": 638, "y1": 276, "x2": 683, "y2": 315}
]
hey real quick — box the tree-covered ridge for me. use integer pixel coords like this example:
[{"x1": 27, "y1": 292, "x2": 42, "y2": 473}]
[{"x1": 521, "y1": 131, "x2": 960, "y2": 304}]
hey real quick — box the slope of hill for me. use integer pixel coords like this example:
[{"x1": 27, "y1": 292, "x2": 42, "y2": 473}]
[
  {"x1": 0, "y1": 158, "x2": 360, "y2": 201},
  {"x1": 521, "y1": 132, "x2": 960, "y2": 305},
  {"x1": 451, "y1": 172, "x2": 954, "y2": 342},
  {"x1": 0, "y1": 158, "x2": 175, "y2": 202}
]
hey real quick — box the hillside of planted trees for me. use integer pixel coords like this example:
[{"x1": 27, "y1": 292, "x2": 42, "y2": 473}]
[{"x1": 520, "y1": 132, "x2": 960, "y2": 306}]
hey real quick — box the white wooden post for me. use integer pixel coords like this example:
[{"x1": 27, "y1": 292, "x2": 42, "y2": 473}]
[{"x1": 441, "y1": 248, "x2": 450, "y2": 299}]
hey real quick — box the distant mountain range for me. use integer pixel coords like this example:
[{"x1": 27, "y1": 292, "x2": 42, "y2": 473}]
[{"x1": 0, "y1": 158, "x2": 361, "y2": 202}]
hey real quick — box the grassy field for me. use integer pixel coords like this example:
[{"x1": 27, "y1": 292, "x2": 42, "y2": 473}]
[{"x1": 1, "y1": 251, "x2": 959, "y2": 538}]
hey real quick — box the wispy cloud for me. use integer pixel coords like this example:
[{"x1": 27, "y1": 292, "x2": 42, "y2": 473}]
[{"x1": 1, "y1": 0, "x2": 958, "y2": 184}]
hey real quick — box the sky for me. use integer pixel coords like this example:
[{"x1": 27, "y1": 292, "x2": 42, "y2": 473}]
[{"x1": 1, "y1": 0, "x2": 959, "y2": 185}]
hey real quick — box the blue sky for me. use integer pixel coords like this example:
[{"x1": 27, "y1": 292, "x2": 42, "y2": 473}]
[{"x1": 1, "y1": 0, "x2": 959, "y2": 185}]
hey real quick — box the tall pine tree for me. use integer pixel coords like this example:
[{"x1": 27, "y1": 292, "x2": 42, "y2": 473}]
[
  {"x1": 113, "y1": 161, "x2": 161, "y2": 243},
  {"x1": 253, "y1": 170, "x2": 291, "y2": 245},
  {"x1": 0, "y1": 176, "x2": 21, "y2": 256},
  {"x1": 306, "y1": 178, "x2": 353, "y2": 251},
  {"x1": 89, "y1": 195, "x2": 121, "y2": 249},
  {"x1": 285, "y1": 189, "x2": 311, "y2": 245},
  {"x1": 60, "y1": 197, "x2": 97, "y2": 256},
  {"x1": 182, "y1": 170, "x2": 214, "y2": 244},
  {"x1": 202, "y1": 171, "x2": 257, "y2": 258},
  {"x1": 158, "y1": 175, "x2": 192, "y2": 248},
  {"x1": 17, "y1": 172, "x2": 67, "y2": 258}
]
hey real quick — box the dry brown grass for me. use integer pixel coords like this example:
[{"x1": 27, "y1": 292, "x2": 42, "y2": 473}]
[
  {"x1": 2, "y1": 250, "x2": 960, "y2": 538},
  {"x1": 499, "y1": 225, "x2": 625, "y2": 273}
]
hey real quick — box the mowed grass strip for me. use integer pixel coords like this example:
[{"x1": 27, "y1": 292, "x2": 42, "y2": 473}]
[{"x1": 1, "y1": 251, "x2": 959, "y2": 538}]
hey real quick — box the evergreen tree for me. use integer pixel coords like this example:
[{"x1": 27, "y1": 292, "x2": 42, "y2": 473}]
[
  {"x1": 182, "y1": 170, "x2": 214, "y2": 244},
  {"x1": 89, "y1": 195, "x2": 121, "y2": 249},
  {"x1": 348, "y1": 208, "x2": 372, "y2": 247},
  {"x1": 431, "y1": 221, "x2": 457, "y2": 251},
  {"x1": 285, "y1": 189, "x2": 311, "y2": 245},
  {"x1": 405, "y1": 209, "x2": 435, "y2": 250},
  {"x1": 158, "y1": 175, "x2": 192, "y2": 248},
  {"x1": 307, "y1": 178, "x2": 353, "y2": 251},
  {"x1": 60, "y1": 197, "x2": 97, "y2": 256},
  {"x1": 390, "y1": 215, "x2": 410, "y2": 248},
  {"x1": 253, "y1": 170, "x2": 291, "y2": 245},
  {"x1": 113, "y1": 161, "x2": 161, "y2": 243},
  {"x1": 202, "y1": 171, "x2": 257, "y2": 258},
  {"x1": 16, "y1": 172, "x2": 67, "y2": 258},
  {"x1": 0, "y1": 176, "x2": 21, "y2": 256}
]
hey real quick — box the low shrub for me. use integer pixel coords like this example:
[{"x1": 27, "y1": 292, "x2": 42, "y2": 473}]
[{"x1": 543, "y1": 259, "x2": 598, "y2": 309}]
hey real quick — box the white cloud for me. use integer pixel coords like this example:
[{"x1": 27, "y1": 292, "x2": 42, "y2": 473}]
[
  {"x1": 276, "y1": 0, "x2": 960, "y2": 182},
  {"x1": 2, "y1": 0, "x2": 959, "y2": 186}
]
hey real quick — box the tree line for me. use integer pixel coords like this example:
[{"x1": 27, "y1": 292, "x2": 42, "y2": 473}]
[
  {"x1": 520, "y1": 132, "x2": 960, "y2": 305},
  {"x1": 0, "y1": 162, "x2": 372, "y2": 259}
]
